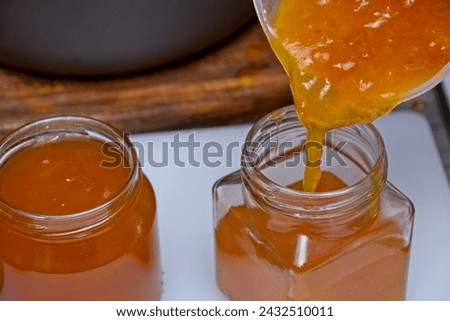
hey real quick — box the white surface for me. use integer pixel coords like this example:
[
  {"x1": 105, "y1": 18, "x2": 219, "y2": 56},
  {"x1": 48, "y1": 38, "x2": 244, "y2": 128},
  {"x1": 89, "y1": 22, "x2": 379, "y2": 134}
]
[
  {"x1": 130, "y1": 110, "x2": 450, "y2": 301},
  {"x1": 443, "y1": 75, "x2": 450, "y2": 102}
]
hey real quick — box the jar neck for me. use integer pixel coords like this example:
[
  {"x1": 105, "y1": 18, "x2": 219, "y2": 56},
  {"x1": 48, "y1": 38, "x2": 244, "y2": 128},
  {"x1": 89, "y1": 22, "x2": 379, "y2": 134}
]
[
  {"x1": 0, "y1": 116, "x2": 140, "y2": 237},
  {"x1": 241, "y1": 106, "x2": 387, "y2": 236}
]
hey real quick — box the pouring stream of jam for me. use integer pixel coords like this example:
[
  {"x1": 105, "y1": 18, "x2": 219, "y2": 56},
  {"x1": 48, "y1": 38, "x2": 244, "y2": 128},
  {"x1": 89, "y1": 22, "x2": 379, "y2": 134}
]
[{"x1": 269, "y1": 0, "x2": 450, "y2": 191}]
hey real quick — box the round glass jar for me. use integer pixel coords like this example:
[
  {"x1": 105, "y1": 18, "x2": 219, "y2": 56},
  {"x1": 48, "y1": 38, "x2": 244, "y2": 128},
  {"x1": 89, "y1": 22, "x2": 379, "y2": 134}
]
[
  {"x1": 213, "y1": 105, "x2": 414, "y2": 300},
  {"x1": 0, "y1": 116, "x2": 162, "y2": 300}
]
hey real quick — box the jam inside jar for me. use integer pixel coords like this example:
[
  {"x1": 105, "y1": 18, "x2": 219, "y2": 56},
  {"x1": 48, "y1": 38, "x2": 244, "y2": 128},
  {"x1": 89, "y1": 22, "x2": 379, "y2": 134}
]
[
  {"x1": 213, "y1": 106, "x2": 414, "y2": 300},
  {"x1": 0, "y1": 116, "x2": 162, "y2": 300}
]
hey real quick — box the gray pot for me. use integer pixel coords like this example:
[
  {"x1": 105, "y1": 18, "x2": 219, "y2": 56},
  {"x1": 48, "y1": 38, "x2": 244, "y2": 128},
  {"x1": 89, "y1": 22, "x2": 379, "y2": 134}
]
[{"x1": 0, "y1": 0, "x2": 254, "y2": 76}]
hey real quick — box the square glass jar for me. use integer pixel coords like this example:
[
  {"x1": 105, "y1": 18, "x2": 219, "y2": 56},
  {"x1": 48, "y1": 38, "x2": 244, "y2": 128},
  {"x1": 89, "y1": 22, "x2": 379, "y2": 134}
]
[{"x1": 213, "y1": 106, "x2": 414, "y2": 300}]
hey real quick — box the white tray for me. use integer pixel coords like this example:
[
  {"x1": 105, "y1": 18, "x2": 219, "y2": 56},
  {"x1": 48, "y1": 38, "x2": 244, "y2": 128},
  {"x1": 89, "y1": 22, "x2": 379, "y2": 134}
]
[{"x1": 131, "y1": 110, "x2": 450, "y2": 301}]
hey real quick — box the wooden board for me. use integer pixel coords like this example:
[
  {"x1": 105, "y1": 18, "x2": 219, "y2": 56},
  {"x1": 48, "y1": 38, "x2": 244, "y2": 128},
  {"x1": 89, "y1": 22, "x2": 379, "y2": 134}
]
[{"x1": 0, "y1": 22, "x2": 292, "y2": 137}]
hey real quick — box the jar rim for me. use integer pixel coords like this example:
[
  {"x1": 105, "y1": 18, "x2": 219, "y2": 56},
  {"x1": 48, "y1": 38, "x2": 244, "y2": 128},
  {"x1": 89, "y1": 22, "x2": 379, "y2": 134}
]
[
  {"x1": 241, "y1": 105, "x2": 387, "y2": 217},
  {"x1": 0, "y1": 116, "x2": 139, "y2": 228}
]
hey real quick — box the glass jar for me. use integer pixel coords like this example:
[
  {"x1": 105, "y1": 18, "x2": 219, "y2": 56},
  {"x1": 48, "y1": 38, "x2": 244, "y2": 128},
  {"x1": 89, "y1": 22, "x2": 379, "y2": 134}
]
[
  {"x1": 213, "y1": 105, "x2": 414, "y2": 300},
  {"x1": 0, "y1": 116, "x2": 162, "y2": 300}
]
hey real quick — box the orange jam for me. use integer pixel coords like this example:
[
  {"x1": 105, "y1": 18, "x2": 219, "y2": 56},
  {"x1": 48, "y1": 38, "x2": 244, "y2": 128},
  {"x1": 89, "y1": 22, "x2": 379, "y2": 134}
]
[
  {"x1": 270, "y1": 0, "x2": 450, "y2": 191},
  {"x1": 0, "y1": 118, "x2": 162, "y2": 300},
  {"x1": 0, "y1": 139, "x2": 129, "y2": 215},
  {"x1": 214, "y1": 99, "x2": 414, "y2": 299},
  {"x1": 216, "y1": 171, "x2": 410, "y2": 300},
  {"x1": 215, "y1": 0, "x2": 444, "y2": 301}
]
